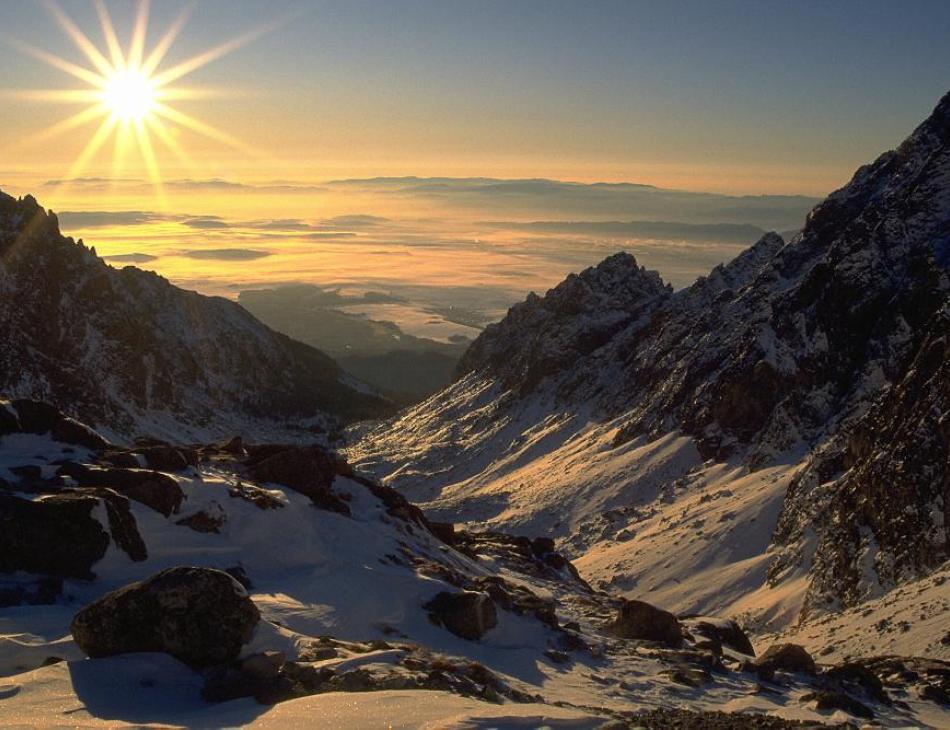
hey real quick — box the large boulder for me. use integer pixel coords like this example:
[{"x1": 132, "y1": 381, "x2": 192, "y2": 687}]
[
  {"x1": 11, "y1": 399, "x2": 62, "y2": 434},
  {"x1": 247, "y1": 445, "x2": 349, "y2": 514},
  {"x1": 0, "y1": 401, "x2": 19, "y2": 435},
  {"x1": 424, "y1": 590, "x2": 498, "y2": 641},
  {"x1": 57, "y1": 464, "x2": 183, "y2": 516},
  {"x1": 754, "y1": 643, "x2": 816, "y2": 675},
  {"x1": 0, "y1": 493, "x2": 110, "y2": 579},
  {"x1": 611, "y1": 599, "x2": 683, "y2": 647},
  {"x1": 70, "y1": 567, "x2": 260, "y2": 669},
  {"x1": 685, "y1": 617, "x2": 755, "y2": 656},
  {"x1": 52, "y1": 417, "x2": 111, "y2": 451}
]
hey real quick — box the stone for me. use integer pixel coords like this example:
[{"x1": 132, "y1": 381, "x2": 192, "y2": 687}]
[
  {"x1": 0, "y1": 493, "x2": 110, "y2": 579},
  {"x1": 424, "y1": 590, "x2": 498, "y2": 641},
  {"x1": 754, "y1": 643, "x2": 816, "y2": 675},
  {"x1": 248, "y1": 445, "x2": 350, "y2": 514},
  {"x1": 51, "y1": 417, "x2": 111, "y2": 451},
  {"x1": 611, "y1": 599, "x2": 683, "y2": 647},
  {"x1": 70, "y1": 566, "x2": 260, "y2": 669},
  {"x1": 57, "y1": 464, "x2": 184, "y2": 516},
  {"x1": 688, "y1": 618, "x2": 755, "y2": 656},
  {"x1": 11, "y1": 400, "x2": 62, "y2": 434}
]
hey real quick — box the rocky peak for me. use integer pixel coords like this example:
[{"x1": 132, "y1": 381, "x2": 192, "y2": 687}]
[{"x1": 457, "y1": 252, "x2": 671, "y2": 393}]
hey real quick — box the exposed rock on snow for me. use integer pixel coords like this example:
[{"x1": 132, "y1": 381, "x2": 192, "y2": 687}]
[
  {"x1": 0, "y1": 413, "x2": 946, "y2": 726},
  {"x1": 611, "y1": 599, "x2": 683, "y2": 647},
  {"x1": 0, "y1": 493, "x2": 111, "y2": 579},
  {"x1": 753, "y1": 644, "x2": 817, "y2": 676},
  {"x1": 70, "y1": 566, "x2": 260, "y2": 668},
  {"x1": 423, "y1": 590, "x2": 498, "y2": 641}
]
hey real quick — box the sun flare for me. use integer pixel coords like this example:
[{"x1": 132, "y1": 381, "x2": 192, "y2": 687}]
[
  {"x1": 102, "y1": 68, "x2": 157, "y2": 121},
  {"x1": 5, "y1": 0, "x2": 275, "y2": 200}
]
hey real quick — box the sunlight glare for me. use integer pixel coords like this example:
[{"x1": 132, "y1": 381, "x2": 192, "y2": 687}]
[{"x1": 102, "y1": 68, "x2": 156, "y2": 121}]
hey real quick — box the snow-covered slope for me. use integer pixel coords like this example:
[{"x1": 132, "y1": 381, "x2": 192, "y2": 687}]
[
  {"x1": 2, "y1": 413, "x2": 947, "y2": 727},
  {"x1": 0, "y1": 192, "x2": 391, "y2": 442},
  {"x1": 351, "y1": 91, "x2": 950, "y2": 636}
]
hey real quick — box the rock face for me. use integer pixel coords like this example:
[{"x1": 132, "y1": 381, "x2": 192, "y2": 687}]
[
  {"x1": 424, "y1": 591, "x2": 498, "y2": 641},
  {"x1": 773, "y1": 303, "x2": 950, "y2": 615},
  {"x1": 70, "y1": 567, "x2": 260, "y2": 668},
  {"x1": 0, "y1": 193, "x2": 391, "y2": 440},
  {"x1": 611, "y1": 599, "x2": 683, "y2": 647},
  {"x1": 458, "y1": 252, "x2": 671, "y2": 393},
  {"x1": 0, "y1": 493, "x2": 111, "y2": 579}
]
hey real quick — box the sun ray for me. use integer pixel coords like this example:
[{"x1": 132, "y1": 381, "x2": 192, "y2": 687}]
[
  {"x1": 0, "y1": 89, "x2": 103, "y2": 103},
  {"x1": 133, "y1": 118, "x2": 165, "y2": 205},
  {"x1": 111, "y1": 118, "x2": 133, "y2": 182},
  {"x1": 5, "y1": 37, "x2": 105, "y2": 87},
  {"x1": 41, "y1": 0, "x2": 114, "y2": 78},
  {"x1": 127, "y1": 0, "x2": 151, "y2": 70},
  {"x1": 17, "y1": 104, "x2": 110, "y2": 149},
  {"x1": 93, "y1": 0, "x2": 125, "y2": 69},
  {"x1": 59, "y1": 114, "x2": 119, "y2": 188},
  {"x1": 151, "y1": 21, "x2": 279, "y2": 88},
  {"x1": 141, "y1": 3, "x2": 195, "y2": 77},
  {"x1": 152, "y1": 102, "x2": 261, "y2": 157},
  {"x1": 146, "y1": 116, "x2": 195, "y2": 173}
]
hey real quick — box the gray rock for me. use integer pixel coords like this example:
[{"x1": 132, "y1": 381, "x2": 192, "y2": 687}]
[
  {"x1": 424, "y1": 590, "x2": 498, "y2": 641},
  {"x1": 611, "y1": 599, "x2": 683, "y2": 647},
  {"x1": 0, "y1": 493, "x2": 110, "y2": 579},
  {"x1": 71, "y1": 566, "x2": 260, "y2": 668}
]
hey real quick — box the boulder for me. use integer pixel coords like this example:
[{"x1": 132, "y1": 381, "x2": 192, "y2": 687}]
[
  {"x1": 176, "y1": 509, "x2": 226, "y2": 534},
  {"x1": 52, "y1": 417, "x2": 111, "y2": 451},
  {"x1": 754, "y1": 643, "x2": 816, "y2": 675},
  {"x1": 424, "y1": 590, "x2": 498, "y2": 641},
  {"x1": 0, "y1": 493, "x2": 110, "y2": 579},
  {"x1": 0, "y1": 401, "x2": 19, "y2": 434},
  {"x1": 801, "y1": 690, "x2": 874, "y2": 719},
  {"x1": 137, "y1": 446, "x2": 192, "y2": 472},
  {"x1": 57, "y1": 464, "x2": 183, "y2": 516},
  {"x1": 70, "y1": 566, "x2": 260, "y2": 669},
  {"x1": 248, "y1": 445, "x2": 349, "y2": 514},
  {"x1": 66, "y1": 487, "x2": 148, "y2": 562},
  {"x1": 611, "y1": 599, "x2": 683, "y2": 647},
  {"x1": 11, "y1": 399, "x2": 62, "y2": 434},
  {"x1": 687, "y1": 618, "x2": 755, "y2": 656}
]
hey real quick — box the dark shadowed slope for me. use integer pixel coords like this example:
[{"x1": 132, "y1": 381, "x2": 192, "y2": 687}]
[{"x1": 0, "y1": 192, "x2": 392, "y2": 442}]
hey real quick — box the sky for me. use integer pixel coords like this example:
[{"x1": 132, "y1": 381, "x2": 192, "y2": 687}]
[
  {"x1": 0, "y1": 1, "x2": 947, "y2": 335},
  {"x1": 1, "y1": 0, "x2": 948, "y2": 197}
]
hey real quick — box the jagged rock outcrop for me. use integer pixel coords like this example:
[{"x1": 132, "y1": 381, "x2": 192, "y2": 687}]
[
  {"x1": 0, "y1": 194, "x2": 391, "y2": 440},
  {"x1": 772, "y1": 302, "x2": 949, "y2": 615},
  {"x1": 458, "y1": 252, "x2": 671, "y2": 393},
  {"x1": 70, "y1": 566, "x2": 260, "y2": 668}
]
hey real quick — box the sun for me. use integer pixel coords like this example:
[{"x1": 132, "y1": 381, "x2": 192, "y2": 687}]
[
  {"x1": 5, "y1": 0, "x2": 277, "y2": 199},
  {"x1": 102, "y1": 68, "x2": 157, "y2": 122}
]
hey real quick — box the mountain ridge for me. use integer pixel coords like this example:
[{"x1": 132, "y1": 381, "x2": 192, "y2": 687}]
[
  {"x1": 0, "y1": 192, "x2": 392, "y2": 442},
  {"x1": 352, "y1": 89, "x2": 950, "y2": 631}
]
